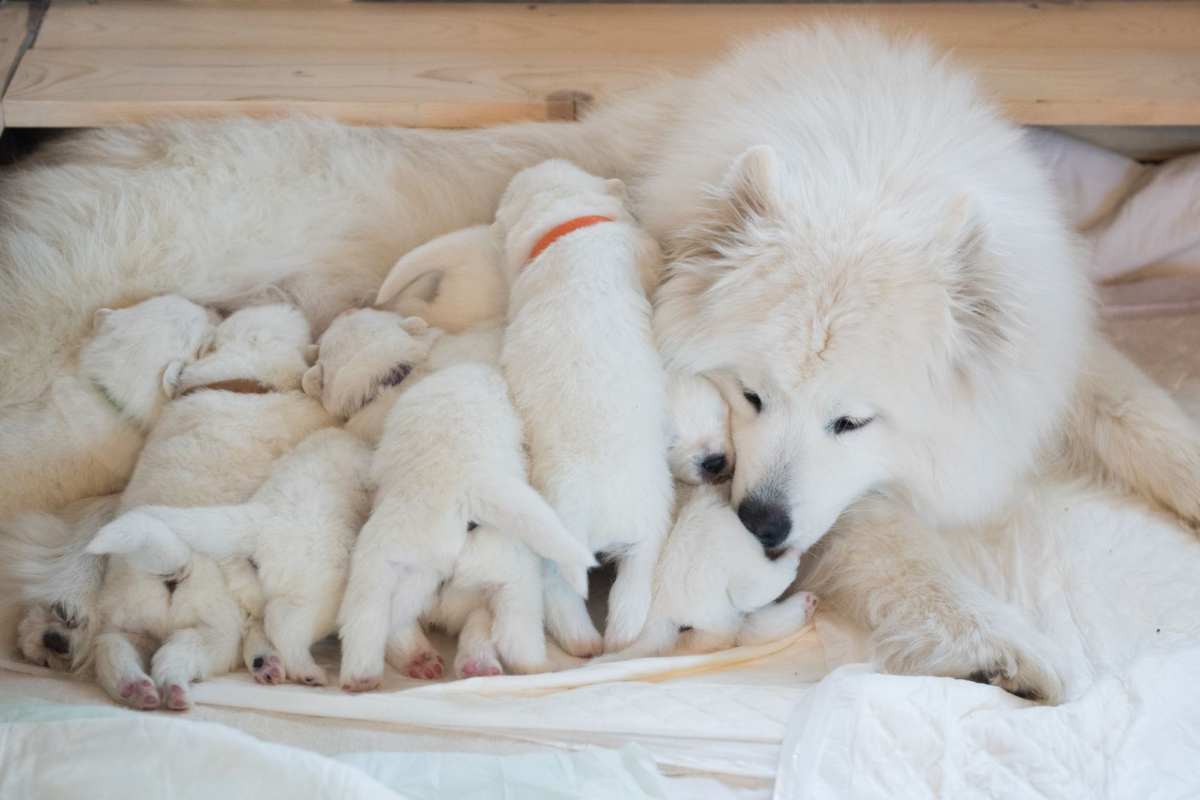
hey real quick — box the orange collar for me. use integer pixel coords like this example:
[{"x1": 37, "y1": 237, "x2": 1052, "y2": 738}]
[{"x1": 526, "y1": 215, "x2": 614, "y2": 264}]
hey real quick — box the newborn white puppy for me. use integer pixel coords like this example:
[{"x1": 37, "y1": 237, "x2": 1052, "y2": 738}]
[
  {"x1": 376, "y1": 225, "x2": 507, "y2": 333},
  {"x1": 2, "y1": 494, "x2": 118, "y2": 673},
  {"x1": 85, "y1": 304, "x2": 333, "y2": 711},
  {"x1": 495, "y1": 159, "x2": 674, "y2": 655},
  {"x1": 315, "y1": 312, "x2": 594, "y2": 689},
  {"x1": 88, "y1": 428, "x2": 370, "y2": 687},
  {"x1": 0, "y1": 295, "x2": 216, "y2": 517},
  {"x1": 667, "y1": 371, "x2": 735, "y2": 485},
  {"x1": 606, "y1": 482, "x2": 815, "y2": 660}
]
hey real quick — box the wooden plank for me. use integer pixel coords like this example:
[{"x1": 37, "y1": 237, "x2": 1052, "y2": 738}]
[
  {"x1": 0, "y1": 3, "x2": 31, "y2": 133},
  {"x1": 6, "y1": 2, "x2": 1200, "y2": 129}
]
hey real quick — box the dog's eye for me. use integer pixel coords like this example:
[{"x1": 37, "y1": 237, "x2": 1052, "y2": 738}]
[
  {"x1": 829, "y1": 415, "x2": 874, "y2": 436},
  {"x1": 742, "y1": 391, "x2": 763, "y2": 413}
]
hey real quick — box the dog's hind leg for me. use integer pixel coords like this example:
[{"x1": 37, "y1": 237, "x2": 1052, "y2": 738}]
[
  {"x1": 603, "y1": 540, "x2": 661, "y2": 653},
  {"x1": 490, "y1": 577, "x2": 548, "y2": 674},
  {"x1": 1067, "y1": 337, "x2": 1200, "y2": 529},
  {"x1": 454, "y1": 606, "x2": 502, "y2": 678},
  {"x1": 264, "y1": 597, "x2": 327, "y2": 686},
  {"x1": 736, "y1": 592, "x2": 818, "y2": 647},
  {"x1": 242, "y1": 619, "x2": 284, "y2": 685},
  {"x1": 336, "y1": 554, "x2": 401, "y2": 692},
  {"x1": 94, "y1": 631, "x2": 159, "y2": 710},
  {"x1": 542, "y1": 562, "x2": 603, "y2": 658},
  {"x1": 803, "y1": 496, "x2": 1065, "y2": 704},
  {"x1": 382, "y1": 571, "x2": 444, "y2": 681},
  {"x1": 150, "y1": 623, "x2": 241, "y2": 711}
]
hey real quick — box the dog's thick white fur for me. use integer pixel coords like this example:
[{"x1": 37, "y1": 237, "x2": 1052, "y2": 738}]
[
  {"x1": 376, "y1": 225, "x2": 507, "y2": 333},
  {"x1": 2, "y1": 494, "x2": 118, "y2": 672},
  {"x1": 0, "y1": 295, "x2": 216, "y2": 517},
  {"x1": 1, "y1": 24, "x2": 1196, "y2": 699},
  {"x1": 496, "y1": 160, "x2": 674, "y2": 655},
  {"x1": 87, "y1": 427, "x2": 370, "y2": 687},
  {"x1": 604, "y1": 483, "x2": 816, "y2": 661},
  {"x1": 310, "y1": 310, "x2": 596, "y2": 688},
  {"x1": 87, "y1": 304, "x2": 333, "y2": 710}
]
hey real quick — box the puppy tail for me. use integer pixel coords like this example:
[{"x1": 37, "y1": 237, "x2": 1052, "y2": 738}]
[
  {"x1": 593, "y1": 617, "x2": 679, "y2": 664},
  {"x1": 88, "y1": 504, "x2": 265, "y2": 573},
  {"x1": 470, "y1": 476, "x2": 597, "y2": 597},
  {"x1": 376, "y1": 225, "x2": 495, "y2": 306},
  {"x1": 0, "y1": 508, "x2": 105, "y2": 606}
]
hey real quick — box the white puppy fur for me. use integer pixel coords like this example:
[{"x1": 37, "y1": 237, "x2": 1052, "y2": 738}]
[
  {"x1": 87, "y1": 427, "x2": 370, "y2": 687},
  {"x1": 604, "y1": 483, "x2": 816, "y2": 660},
  {"x1": 496, "y1": 160, "x2": 674, "y2": 656},
  {"x1": 666, "y1": 371, "x2": 735, "y2": 485},
  {"x1": 311, "y1": 310, "x2": 595, "y2": 689},
  {"x1": 0, "y1": 295, "x2": 216, "y2": 517},
  {"x1": 2, "y1": 494, "x2": 118, "y2": 673},
  {"x1": 376, "y1": 225, "x2": 507, "y2": 333},
  {"x1": 85, "y1": 304, "x2": 333, "y2": 710}
]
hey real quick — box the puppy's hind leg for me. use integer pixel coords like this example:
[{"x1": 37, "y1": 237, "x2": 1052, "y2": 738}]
[
  {"x1": 490, "y1": 578, "x2": 548, "y2": 674},
  {"x1": 94, "y1": 631, "x2": 159, "y2": 710},
  {"x1": 542, "y1": 562, "x2": 603, "y2": 658},
  {"x1": 265, "y1": 597, "x2": 327, "y2": 686},
  {"x1": 150, "y1": 623, "x2": 241, "y2": 711},
  {"x1": 336, "y1": 555, "x2": 400, "y2": 693},
  {"x1": 604, "y1": 540, "x2": 660, "y2": 653},
  {"x1": 736, "y1": 592, "x2": 818, "y2": 647},
  {"x1": 242, "y1": 620, "x2": 284, "y2": 686},
  {"x1": 382, "y1": 569, "x2": 443, "y2": 681},
  {"x1": 454, "y1": 606, "x2": 502, "y2": 678}
]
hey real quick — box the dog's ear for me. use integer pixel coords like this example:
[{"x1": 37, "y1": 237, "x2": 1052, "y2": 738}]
[
  {"x1": 92, "y1": 308, "x2": 115, "y2": 331},
  {"x1": 161, "y1": 360, "x2": 185, "y2": 399},
  {"x1": 301, "y1": 363, "x2": 324, "y2": 399},
  {"x1": 605, "y1": 178, "x2": 627, "y2": 201},
  {"x1": 940, "y1": 197, "x2": 1012, "y2": 359},
  {"x1": 722, "y1": 145, "x2": 784, "y2": 222},
  {"x1": 303, "y1": 344, "x2": 319, "y2": 367}
]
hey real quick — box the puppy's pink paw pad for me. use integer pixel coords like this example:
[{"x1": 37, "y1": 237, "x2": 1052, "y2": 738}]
[
  {"x1": 251, "y1": 654, "x2": 284, "y2": 685},
  {"x1": 404, "y1": 651, "x2": 444, "y2": 680},
  {"x1": 458, "y1": 658, "x2": 503, "y2": 678},
  {"x1": 295, "y1": 667, "x2": 328, "y2": 687},
  {"x1": 161, "y1": 683, "x2": 190, "y2": 711},
  {"x1": 340, "y1": 675, "x2": 381, "y2": 693},
  {"x1": 119, "y1": 678, "x2": 159, "y2": 710},
  {"x1": 801, "y1": 592, "x2": 819, "y2": 615}
]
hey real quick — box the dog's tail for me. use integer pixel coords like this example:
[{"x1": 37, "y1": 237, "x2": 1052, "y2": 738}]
[
  {"x1": 0, "y1": 507, "x2": 106, "y2": 606},
  {"x1": 87, "y1": 504, "x2": 266, "y2": 574},
  {"x1": 592, "y1": 617, "x2": 680, "y2": 664},
  {"x1": 376, "y1": 225, "x2": 495, "y2": 307},
  {"x1": 470, "y1": 475, "x2": 597, "y2": 597}
]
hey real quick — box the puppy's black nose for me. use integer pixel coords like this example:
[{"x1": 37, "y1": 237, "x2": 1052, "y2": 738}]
[
  {"x1": 737, "y1": 498, "x2": 791, "y2": 550},
  {"x1": 700, "y1": 453, "x2": 728, "y2": 478},
  {"x1": 42, "y1": 630, "x2": 70, "y2": 656}
]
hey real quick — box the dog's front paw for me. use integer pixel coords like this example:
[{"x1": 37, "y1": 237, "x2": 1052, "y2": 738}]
[
  {"x1": 118, "y1": 678, "x2": 160, "y2": 710},
  {"x1": 250, "y1": 654, "x2": 285, "y2": 685},
  {"x1": 403, "y1": 650, "x2": 444, "y2": 680},
  {"x1": 158, "y1": 682, "x2": 191, "y2": 711}
]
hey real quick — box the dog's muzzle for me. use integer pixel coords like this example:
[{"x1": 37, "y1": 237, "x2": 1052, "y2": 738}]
[{"x1": 737, "y1": 496, "x2": 792, "y2": 550}]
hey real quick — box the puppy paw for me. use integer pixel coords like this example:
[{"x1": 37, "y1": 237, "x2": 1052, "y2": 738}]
[
  {"x1": 118, "y1": 678, "x2": 160, "y2": 711},
  {"x1": 250, "y1": 654, "x2": 285, "y2": 686},
  {"x1": 558, "y1": 630, "x2": 604, "y2": 659},
  {"x1": 456, "y1": 656, "x2": 503, "y2": 678},
  {"x1": 340, "y1": 673, "x2": 382, "y2": 693},
  {"x1": 404, "y1": 651, "x2": 444, "y2": 680},
  {"x1": 159, "y1": 682, "x2": 191, "y2": 711},
  {"x1": 292, "y1": 664, "x2": 328, "y2": 687},
  {"x1": 800, "y1": 591, "x2": 819, "y2": 619}
]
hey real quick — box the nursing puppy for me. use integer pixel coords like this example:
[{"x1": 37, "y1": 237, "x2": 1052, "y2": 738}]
[
  {"x1": 86, "y1": 304, "x2": 332, "y2": 710},
  {"x1": 2, "y1": 495, "x2": 118, "y2": 673},
  {"x1": 604, "y1": 483, "x2": 816, "y2": 660},
  {"x1": 0, "y1": 295, "x2": 216, "y2": 517},
  {"x1": 376, "y1": 225, "x2": 507, "y2": 333},
  {"x1": 88, "y1": 428, "x2": 371, "y2": 687},
  {"x1": 337, "y1": 362, "x2": 595, "y2": 688},
  {"x1": 667, "y1": 371, "x2": 734, "y2": 485},
  {"x1": 496, "y1": 160, "x2": 674, "y2": 655}
]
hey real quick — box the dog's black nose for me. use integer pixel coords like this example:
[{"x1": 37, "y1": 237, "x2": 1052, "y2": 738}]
[
  {"x1": 42, "y1": 630, "x2": 70, "y2": 656},
  {"x1": 737, "y1": 498, "x2": 791, "y2": 549},
  {"x1": 700, "y1": 453, "x2": 727, "y2": 478}
]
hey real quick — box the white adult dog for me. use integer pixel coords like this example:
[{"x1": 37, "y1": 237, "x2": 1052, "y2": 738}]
[
  {"x1": 88, "y1": 427, "x2": 371, "y2": 687},
  {"x1": 0, "y1": 295, "x2": 216, "y2": 517},
  {"x1": 2, "y1": 24, "x2": 1196, "y2": 698},
  {"x1": 306, "y1": 310, "x2": 596, "y2": 688},
  {"x1": 88, "y1": 304, "x2": 332, "y2": 709},
  {"x1": 496, "y1": 160, "x2": 674, "y2": 655}
]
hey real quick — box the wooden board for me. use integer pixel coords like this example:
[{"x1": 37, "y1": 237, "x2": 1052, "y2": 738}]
[
  {"x1": 0, "y1": 3, "x2": 31, "y2": 133},
  {"x1": 5, "y1": 1, "x2": 1200, "y2": 129}
]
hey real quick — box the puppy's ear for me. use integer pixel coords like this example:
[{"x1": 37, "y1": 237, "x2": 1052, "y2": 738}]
[
  {"x1": 301, "y1": 363, "x2": 324, "y2": 399},
  {"x1": 722, "y1": 145, "x2": 784, "y2": 221},
  {"x1": 605, "y1": 178, "x2": 627, "y2": 201},
  {"x1": 304, "y1": 344, "x2": 320, "y2": 366},
  {"x1": 92, "y1": 308, "x2": 114, "y2": 331},
  {"x1": 399, "y1": 316, "x2": 429, "y2": 336},
  {"x1": 161, "y1": 360, "x2": 185, "y2": 399}
]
